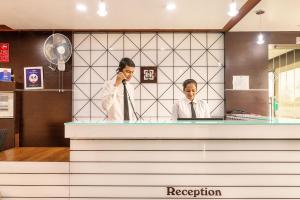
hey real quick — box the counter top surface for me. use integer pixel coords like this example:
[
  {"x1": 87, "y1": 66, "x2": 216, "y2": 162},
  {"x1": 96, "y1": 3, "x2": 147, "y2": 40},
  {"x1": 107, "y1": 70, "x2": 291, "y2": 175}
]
[
  {"x1": 65, "y1": 118, "x2": 300, "y2": 139},
  {"x1": 65, "y1": 118, "x2": 300, "y2": 126}
]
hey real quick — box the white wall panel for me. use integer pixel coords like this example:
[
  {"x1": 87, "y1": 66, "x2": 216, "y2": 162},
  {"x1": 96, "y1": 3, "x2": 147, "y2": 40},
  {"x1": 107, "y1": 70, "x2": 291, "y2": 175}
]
[
  {"x1": 66, "y1": 124, "x2": 300, "y2": 199},
  {"x1": 0, "y1": 174, "x2": 68, "y2": 185},
  {"x1": 70, "y1": 139, "x2": 300, "y2": 150},
  {"x1": 74, "y1": 51, "x2": 90, "y2": 66},
  {"x1": 73, "y1": 32, "x2": 225, "y2": 120},
  {"x1": 91, "y1": 33, "x2": 107, "y2": 50},
  {"x1": 70, "y1": 174, "x2": 300, "y2": 186},
  {"x1": 91, "y1": 51, "x2": 107, "y2": 67},
  {"x1": 1, "y1": 197, "x2": 69, "y2": 200},
  {"x1": 70, "y1": 151, "x2": 300, "y2": 162},
  {"x1": 73, "y1": 34, "x2": 90, "y2": 50},
  {"x1": 70, "y1": 162, "x2": 300, "y2": 174},
  {"x1": 0, "y1": 162, "x2": 69, "y2": 198},
  {"x1": 191, "y1": 33, "x2": 207, "y2": 48},
  {"x1": 69, "y1": 186, "x2": 300, "y2": 198},
  {"x1": 0, "y1": 162, "x2": 69, "y2": 173},
  {"x1": 0, "y1": 186, "x2": 69, "y2": 197}
]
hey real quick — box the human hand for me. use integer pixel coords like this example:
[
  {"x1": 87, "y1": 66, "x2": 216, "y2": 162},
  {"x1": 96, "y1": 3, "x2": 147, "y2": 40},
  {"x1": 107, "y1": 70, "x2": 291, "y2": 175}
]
[{"x1": 114, "y1": 72, "x2": 126, "y2": 87}]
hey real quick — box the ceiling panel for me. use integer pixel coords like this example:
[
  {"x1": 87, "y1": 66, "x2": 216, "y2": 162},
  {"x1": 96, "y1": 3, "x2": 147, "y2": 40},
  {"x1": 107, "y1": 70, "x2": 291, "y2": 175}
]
[
  {"x1": 0, "y1": 0, "x2": 247, "y2": 30},
  {"x1": 232, "y1": 0, "x2": 300, "y2": 31},
  {"x1": 1, "y1": 0, "x2": 299, "y2": 31}
]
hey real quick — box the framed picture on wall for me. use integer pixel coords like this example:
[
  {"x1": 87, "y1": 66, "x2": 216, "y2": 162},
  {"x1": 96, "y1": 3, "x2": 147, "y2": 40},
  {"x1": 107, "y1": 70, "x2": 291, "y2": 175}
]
[
  {"x1": 0, "y1": 68, "x2": 12, "y2": 82},
  {"x1": 24, "y1": 66, "x2": 44, "y2": 89}
]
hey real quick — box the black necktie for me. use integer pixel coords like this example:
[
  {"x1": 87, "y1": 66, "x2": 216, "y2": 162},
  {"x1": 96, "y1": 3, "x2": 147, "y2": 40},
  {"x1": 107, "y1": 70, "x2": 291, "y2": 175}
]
[
  {"x1": 123, "y1": 84, "x2": 130, "y2": 121},
  {"x1": 191, "y1": 102, "x2": 196, "y2": 119}
]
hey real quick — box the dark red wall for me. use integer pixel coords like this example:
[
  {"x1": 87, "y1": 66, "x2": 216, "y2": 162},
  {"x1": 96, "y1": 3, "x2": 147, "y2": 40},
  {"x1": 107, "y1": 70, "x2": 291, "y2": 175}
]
[
  {"x1": 0, "y1": 31, "x2": 72, "y2": 147},
  {"x1": 225, "y1": 32, "x2": 300, "y2": 116}
]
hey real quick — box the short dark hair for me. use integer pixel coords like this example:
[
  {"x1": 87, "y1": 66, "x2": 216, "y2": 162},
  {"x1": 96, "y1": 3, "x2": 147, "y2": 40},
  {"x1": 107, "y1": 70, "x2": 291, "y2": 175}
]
[
  {"x1": 183, "y1": 79, "x2": 197, "y2": 90},
  {"x1": 117, "y1": 57, "x2": 135, "y2": 72}
]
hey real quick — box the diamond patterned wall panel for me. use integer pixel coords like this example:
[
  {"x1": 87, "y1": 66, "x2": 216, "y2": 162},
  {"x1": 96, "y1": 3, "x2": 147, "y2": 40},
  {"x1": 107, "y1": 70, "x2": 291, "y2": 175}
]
[{"x1": 73, "y1": 32, "x2": 224, "y2": 121}]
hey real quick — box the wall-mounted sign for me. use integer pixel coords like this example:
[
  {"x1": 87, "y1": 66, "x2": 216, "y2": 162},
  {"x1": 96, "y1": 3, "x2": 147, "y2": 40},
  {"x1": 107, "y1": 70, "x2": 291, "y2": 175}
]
[
  {"x1": 24, "y1": 66, "x2": 44, "y2": 89},
  {"x1": 232, "y1": 75, "x2": 249, "y2": 90},
  {"x1": 140, "y1": 66, "x2": 157, "y2": 83},
  {"x1": 296, "y1": 37, "x2": 300, "y2": 44},
  {"x1": 0, "y1": 92, "x2": 14, "y2": 118},
  {"x1": 0, "y1": 43, "x2": 9, "y2": 63},
  {"x1": 0, "y1": 68, "x2": 12, "y2": 82}
]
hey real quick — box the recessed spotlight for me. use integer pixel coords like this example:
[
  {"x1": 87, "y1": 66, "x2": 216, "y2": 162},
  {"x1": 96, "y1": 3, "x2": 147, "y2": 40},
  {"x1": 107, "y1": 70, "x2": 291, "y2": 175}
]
[
  {"x1": 166, "y1": 3, "x2": 176, "y2": 11},
  {"x1": 97, "y1": 1, "x2": 108, "y2": 16},
  {"x1": 97, "y1": 9, "x2": 107, "y2": 16},
  {"x1": 227, "y1": 1, "x2": 239, "y2": 17},
  {"x1": 256, "y1": 33, "x2": 265, "y2": 45},
  {"x1": 76, "y1": 3, "x2": 87, "y2": 12},
  {"x1": 256, "y1": 10, "x2": 265, "y2": 45}
]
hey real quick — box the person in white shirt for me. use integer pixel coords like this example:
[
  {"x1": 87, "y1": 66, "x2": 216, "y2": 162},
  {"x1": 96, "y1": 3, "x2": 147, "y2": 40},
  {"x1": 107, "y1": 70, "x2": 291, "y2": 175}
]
[
  {"x1": 172, "y1": 79, "x2": 210, "y2": 120},
  {"x1": 100, "y1": 58, "x2": 136, "y2": 121}
]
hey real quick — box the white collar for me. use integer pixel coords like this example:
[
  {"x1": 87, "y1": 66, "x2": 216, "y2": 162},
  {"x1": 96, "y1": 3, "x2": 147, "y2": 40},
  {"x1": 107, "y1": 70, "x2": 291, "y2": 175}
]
[{"x1": 183, "y1": 96, "x2": 198, "y2": 104}]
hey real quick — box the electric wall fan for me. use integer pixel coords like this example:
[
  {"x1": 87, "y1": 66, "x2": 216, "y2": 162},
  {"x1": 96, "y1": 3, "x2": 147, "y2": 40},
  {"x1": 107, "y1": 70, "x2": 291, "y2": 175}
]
[{"x1": 43, "y1": 33, "x2": 72, "y2": 71}]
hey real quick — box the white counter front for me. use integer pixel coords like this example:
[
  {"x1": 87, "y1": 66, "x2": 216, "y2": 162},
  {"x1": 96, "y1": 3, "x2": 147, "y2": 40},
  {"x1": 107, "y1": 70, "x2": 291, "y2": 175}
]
[
  {"x1": 66, "y1": 119, "x2": 300, "y2": 139},
  {"x1": 65, "y1": 120, "x2": 300, "y2": 199}
]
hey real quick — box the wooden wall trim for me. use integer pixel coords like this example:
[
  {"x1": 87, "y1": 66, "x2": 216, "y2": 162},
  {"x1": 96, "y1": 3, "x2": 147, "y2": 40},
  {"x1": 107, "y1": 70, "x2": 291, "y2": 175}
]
[
  {"x1": 0, "y1": 25, "x2": 14, "y2": 31},
  {"x1": 0, "y1": 82, "x2": 17, "y2": 91},
  {"x1": 3, "y1": 29, "x2": 224, "y2": 33},
  {"x1": 223, "y1": 0, "x2": 261, "y2": 32}
]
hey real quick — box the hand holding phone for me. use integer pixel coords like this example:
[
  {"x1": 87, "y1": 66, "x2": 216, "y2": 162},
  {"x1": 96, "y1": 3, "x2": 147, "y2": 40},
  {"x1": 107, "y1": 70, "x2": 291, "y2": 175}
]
[{"x1": 114, "y1": 72, "x2": 126, "y2": 87}]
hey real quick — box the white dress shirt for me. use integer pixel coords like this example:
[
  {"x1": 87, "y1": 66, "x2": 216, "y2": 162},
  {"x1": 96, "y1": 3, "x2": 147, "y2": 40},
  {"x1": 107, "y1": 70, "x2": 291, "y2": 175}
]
[
  {"x1": 172, "y1": 97, "x2": 210, "y2": 120},
  {"x1": 100, "y1": 79, "x2": 135, "y2": 121}
]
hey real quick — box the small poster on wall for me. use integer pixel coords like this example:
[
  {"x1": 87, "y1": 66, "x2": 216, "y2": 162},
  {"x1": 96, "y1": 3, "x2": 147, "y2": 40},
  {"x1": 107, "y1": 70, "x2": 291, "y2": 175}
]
[
  {"x1": 0, "y1": 92, "x2": 14, "y2": 118},
  {"x1": 24, "y1": 66, "x2": 44, "y2": 89},
  {"x1": 0, "y1": 43, "x2": 9, "y2": 63},
  {"x1": 0, "y1": 68, "x2": 12, "y2": 82},
  {"x1": 232, "y1": 75, "x2": 249, "y2": 90},
  {"x1": 140, "y1": 66, "x2": 157, "y2": 83}
]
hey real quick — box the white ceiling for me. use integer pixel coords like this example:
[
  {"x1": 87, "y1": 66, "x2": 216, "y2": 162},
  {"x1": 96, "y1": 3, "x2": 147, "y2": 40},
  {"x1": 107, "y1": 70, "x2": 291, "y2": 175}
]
[
  {"x1": 232, "y1": 0, "x2": 300, "y2": 31},
  {"x1": 0, "y1": 0, "x2": 299, "y2": 31}
]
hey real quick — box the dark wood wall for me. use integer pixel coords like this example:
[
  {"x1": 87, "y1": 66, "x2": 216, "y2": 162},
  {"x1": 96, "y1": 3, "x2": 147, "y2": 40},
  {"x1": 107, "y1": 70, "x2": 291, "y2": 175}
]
[
  {"x1": 0, "y1": 82, "x2": 20, "y2": 150},
  {"x1": 0, "y1": 31, "x2": 72, "y2": 147},
  {"x1": 1, "y1": 31, "x2": 300, "y2": 147},
  {"x1": 225, "y1": 32, "x2": 300, "y2": 116}
]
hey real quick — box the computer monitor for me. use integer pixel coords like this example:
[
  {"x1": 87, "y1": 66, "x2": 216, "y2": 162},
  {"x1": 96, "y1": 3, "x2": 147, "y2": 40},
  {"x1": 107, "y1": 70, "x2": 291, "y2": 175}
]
[{"x1": 177, "y1": 117, "x2": 224, "y2": 120}]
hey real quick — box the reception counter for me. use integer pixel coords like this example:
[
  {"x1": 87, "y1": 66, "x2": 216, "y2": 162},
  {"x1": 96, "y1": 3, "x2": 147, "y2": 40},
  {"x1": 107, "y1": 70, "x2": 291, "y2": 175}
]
[{"x1": 65, "y1": 119, "x2": 300, "y2": 199}]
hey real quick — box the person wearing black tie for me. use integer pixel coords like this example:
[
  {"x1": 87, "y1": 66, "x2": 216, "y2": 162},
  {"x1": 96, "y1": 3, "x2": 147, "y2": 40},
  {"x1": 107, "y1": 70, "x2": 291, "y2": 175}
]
[
  {"x1": 172, "y1": 79, "x2": 210, "y2": 120},
  {"x1": 100, "y1": 57, "x2": 136, "y2": 121}
]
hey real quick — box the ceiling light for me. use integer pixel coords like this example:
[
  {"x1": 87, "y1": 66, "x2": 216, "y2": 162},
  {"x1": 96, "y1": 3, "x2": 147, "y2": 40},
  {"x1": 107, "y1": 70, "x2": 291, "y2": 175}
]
[
  {"x1": 166, "y1": 3, "x2": 176, "y2": 11},
  {"x1": 227, "y1": 0, "x2": 239, "y2": 17},
  {"x1": 97, "y1": 0, "x2": 108, "y2": 16},
  {"x1": 76, "y1": 3, "x2": 87, "y2": 12},
  {"x1": 256, "y1": 33, "x2": 265, "y2": 45},
  {"x1": 256, "y1": 9, "x2": 265, "y2": 45}
]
